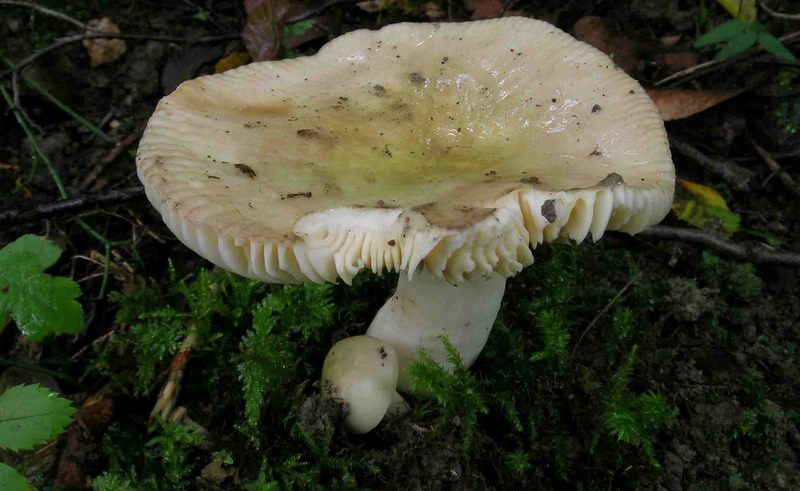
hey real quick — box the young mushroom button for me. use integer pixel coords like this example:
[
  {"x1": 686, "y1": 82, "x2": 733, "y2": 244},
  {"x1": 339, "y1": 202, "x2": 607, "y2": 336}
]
[{"x1": 136, "y1": 18, "x2": 675, "y2": 433}]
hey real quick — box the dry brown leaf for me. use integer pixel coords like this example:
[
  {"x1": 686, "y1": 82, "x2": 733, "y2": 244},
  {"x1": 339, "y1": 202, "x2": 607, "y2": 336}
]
[
  {"x1": 573, "y1": 16, "x2": 641, "y2": 74},
  {"x1": 243, "y1": 0, "x2": 291, "y2": 61},
  {"x1": 82, "y1": 18, "x2": 127, "y2": 66},
  {"x1": 55, "y1": 387, "x2": 114, "y2": 488},
  {"x1": 645, "y1": 88, "x2": 743, "y2": 121},
  {"x1": 465, "y1": 0, "x2": 504, "y2": 20}
]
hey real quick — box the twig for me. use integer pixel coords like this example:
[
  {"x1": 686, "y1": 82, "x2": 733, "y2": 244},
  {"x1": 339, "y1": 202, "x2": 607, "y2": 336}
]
[
  {"x1": 285, "y1": 0, "x2": 359, "y2": 24},
  {"x1": 748, "y1": 135, "x2": 800, "y2": 196},
  {"x1": 0, "y1": 0, "x2": 92, "y2": 31},
  {"x1": 639, "y1": 226, "x2": 800, "y2": 267},
  {"x1": 655, "y1": 31, "x2": 800, "y2": 87},
  {"x1": 760, "y1": 0, "x2": 800, "y2": 21},
  {"x1": 571, "y1": 273, "x2": 641, "y2": 356},
  {"x1": 1, "y1": 32, "x2": 239, "y2": 79},
  {"x1": 78, "y1": 131, "x2": 141, "y2": 192},
  {"x1": 669, "y1": 136, "x2": 755, "y2": 191},
  {"x1": 0, "y1": 186, "x2": 145, "y2": 226},
  {"x1": 150, "y1": 325, "x2": 198, "y2": 423}
]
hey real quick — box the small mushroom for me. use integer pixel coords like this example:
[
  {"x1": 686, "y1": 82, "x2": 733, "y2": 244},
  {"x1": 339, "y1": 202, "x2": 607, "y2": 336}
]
[
  {"x1": 321, "y1": 336, "x2": 405, "y2": 433},
  {"x1": 137, "y1": 18, "x2": 675, "y2": 433}
]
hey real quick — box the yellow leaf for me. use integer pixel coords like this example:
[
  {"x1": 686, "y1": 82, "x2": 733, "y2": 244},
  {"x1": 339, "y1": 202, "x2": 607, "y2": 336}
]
[
  {"x1": 714, "y1": 0, "x2": 756, "y2": 23},
  {"x1": 215, "y1": 52, "x2": 251, "y2": 73},
  {"x1": 672, "y1": 179, "x2": 741, "y2": 235}
]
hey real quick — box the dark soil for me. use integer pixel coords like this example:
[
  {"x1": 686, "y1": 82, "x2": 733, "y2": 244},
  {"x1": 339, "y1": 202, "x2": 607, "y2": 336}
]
[{"x1": 1, "y1": 1, "x2": 799, "y2": 490}]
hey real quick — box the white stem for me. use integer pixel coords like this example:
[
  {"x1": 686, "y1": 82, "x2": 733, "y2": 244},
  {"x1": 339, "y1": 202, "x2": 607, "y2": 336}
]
[{"x1": 366, "y1": 269, "x2": 506, "y2": 392}]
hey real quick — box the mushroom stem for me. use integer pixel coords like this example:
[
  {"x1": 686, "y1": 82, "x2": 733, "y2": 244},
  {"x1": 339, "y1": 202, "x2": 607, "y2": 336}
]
[{"x1": 366, "y1": 269, "x2": 506, "y2": 392}]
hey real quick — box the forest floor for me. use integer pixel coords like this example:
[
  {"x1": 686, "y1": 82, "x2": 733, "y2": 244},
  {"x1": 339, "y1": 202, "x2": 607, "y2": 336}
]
[{"x1": 1, "y1": 0, "x2": 799, "y2": 489}]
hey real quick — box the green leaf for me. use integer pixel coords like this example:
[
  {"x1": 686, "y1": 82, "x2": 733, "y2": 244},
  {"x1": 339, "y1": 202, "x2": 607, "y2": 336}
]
[
  {"x1": 0, "y1": 463, "x2": 33, "y2": 491},
  {"x1": 758, "y1": 32, "x2": 798, "y2": 62},
  {"x1": 672, "y1": 179, "x2": 741, "y2": 235},
  {"x1": 283, "y1": 20, "x2": 315, "y2": 38},
  {"x1": 693, "y1": 19, "x2": 746, "y2": 47},
  {"x1": 715, "y1": 30, "x2": 758, "y2": 60},
  {"x1": 748, "y1": 21, "x2": 767, "y2": 34},
  {"x1": 0, "y1": 235, "x2": 61, "y2": 272},
  {"x1": 0, "y1": 384, "x2": 76, "y2": 451},
  {"x1": 0, "y1": 235, "x2": 84, "y2": 341}
]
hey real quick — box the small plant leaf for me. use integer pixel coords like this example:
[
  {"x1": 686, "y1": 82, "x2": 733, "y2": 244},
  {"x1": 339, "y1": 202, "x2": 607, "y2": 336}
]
[
  {"x1": 693, "y1": 19, "x2": 746, "y2": 47},
  {"x1": 672, "y1": 179, "x2": 741, "y2": 235},
  {"x1": 0, "y1": 384, "x2": 77, "y2": 451},
  {"x1": 715, "y1": 30, "x2": 758, "y2": 60},
  {"x1": 0, "y1": 463, "x2": 33, "y2": 491},
  {"x1": 758, "y1": 32, "x2": 798, "y2": 62},
  {"x1": 714, "y1": 0, "x2": 757, "y2": 23},
  {"x1": 0, "y1": 235, "x2": 84, "y2": 341}
]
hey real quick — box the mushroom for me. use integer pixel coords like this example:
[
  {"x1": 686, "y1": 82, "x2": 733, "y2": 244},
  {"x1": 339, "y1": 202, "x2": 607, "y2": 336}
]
[{"x1": 137, "y1": 18, "x2": 674, "y2": 431}]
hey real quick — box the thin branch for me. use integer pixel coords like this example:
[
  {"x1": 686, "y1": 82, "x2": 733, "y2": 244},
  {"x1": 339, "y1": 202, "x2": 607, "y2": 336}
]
[
  {"x1": 0, "y1": 187, "x2": 145, "y2": 226},
  {"x1": 760, "y1": 0, "x2": 800, "y2": 21},
  {"x1": 572, "y1": 273, "x2": 641, "y2": 356},
  {"x1": 639, "y1": 226, "x2": 800, "y2": 267},
  {"x1": 669, "y1": 136, "x2": 755, "y2": 191},
  {"x1": 1, "y1": 32, "x2": 239, "y2": 79},
  {"x1": 0, "y1": 0, "x2": 91, "y2": 30},
  {"x1": 285, "y1": 0, "x2": 359, "y2": 24},
  {"x1": 77, "y1": 131, "x2": 141, "y2": 193},
  {"x1": 748, "y1": 135, "x2": 800, "y2": 196},
  {"x1": 656, "y1": 31, "x2": 800, "y2": 87}
]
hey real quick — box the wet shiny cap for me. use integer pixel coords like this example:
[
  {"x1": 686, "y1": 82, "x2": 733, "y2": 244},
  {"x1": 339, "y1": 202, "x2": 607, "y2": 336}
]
[{"x1": 136, "y1": 17, "x2": 675, "y2": 284}]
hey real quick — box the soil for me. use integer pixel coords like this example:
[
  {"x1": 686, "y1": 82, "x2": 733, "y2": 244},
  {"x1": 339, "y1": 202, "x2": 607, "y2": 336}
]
[{"x1": 1, "y1": 1, "x2": 799, "y2": 490}]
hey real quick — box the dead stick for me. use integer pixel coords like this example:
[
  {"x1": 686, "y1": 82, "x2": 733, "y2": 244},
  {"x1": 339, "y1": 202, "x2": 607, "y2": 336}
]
[
  {"x1": 639, "y1": 226, "x2": 800, "y2": 267},
  {"x1": 1, "y1": 32, "x2": 239, "y2": 78},
  {"x1": 150, "y1": 325, "x2": 198, "y2": 423},
  {"x1": 0, "y1": 186, "x2": 144, "y2": 225},
  {"x1": 748, "y1": 136, "x2": 800, "y2": 196},
  {"x1": 77, "y1": 132, "x2": 140, "y2": 193},
  {"x1": 572, "y1": 273, "x2": 641, "y2": 356},
  {"x1": 656, "y1": 31, "x2": 800, "y2": 87},
  {"x1": 669, "y1": 136, "x2": 755, "y2": 191}
]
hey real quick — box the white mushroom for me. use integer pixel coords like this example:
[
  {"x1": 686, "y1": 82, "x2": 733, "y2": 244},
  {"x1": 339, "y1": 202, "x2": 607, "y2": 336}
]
[{"x1": 137, "y1": 18, "x2": 675, "y2": 432}]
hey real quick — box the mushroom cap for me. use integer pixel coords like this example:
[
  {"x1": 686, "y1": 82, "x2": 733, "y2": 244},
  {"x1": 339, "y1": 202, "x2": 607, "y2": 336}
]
[{"x1": 137, "y1": 17, "x2": 674, "y2": 284}]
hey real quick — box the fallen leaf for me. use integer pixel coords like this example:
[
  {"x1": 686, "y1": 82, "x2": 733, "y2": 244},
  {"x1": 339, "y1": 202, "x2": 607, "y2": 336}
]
[
  {"x1": 215, "y1": 51, "x2": 251, "y2": 73},
  {"x1": 243, "y1": 0, "x2": 292, "y2": 61},
  {"x1": 573, "y1": 16, "x2": 642, "y2": 74},
  {"x1": 82, "y1": 18, "x2": 127, "y2": 66},
  {"x1": 645, "y1": 88, "x2": 742, "y2": 121},
  {"x1": 465, "y1": 0, "x2": 504, "y2": 20},
  {"x1": 715, "y1": 0, "x2": 757, "y2": 23},
  {"x1": 672, "y1": 179, "x2": 740, "y2": 235},
  {"x1": 55, "y1": 387, "x2": 114, "y2": 488}
]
